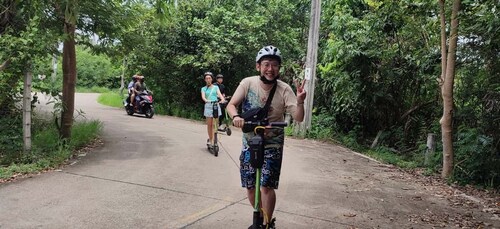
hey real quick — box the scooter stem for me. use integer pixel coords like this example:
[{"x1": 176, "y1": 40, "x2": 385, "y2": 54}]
[
  {"x1": 253, "y1": 168, "x2": 263, "y2": 228},
  {"x1": 254, "y1": 169, "x2": 261, "y2": 210}
]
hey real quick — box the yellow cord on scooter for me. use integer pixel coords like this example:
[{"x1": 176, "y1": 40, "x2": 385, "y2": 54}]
[
  {"x1": 254, "y1": 126, "x2": 265, "y2": 134},
  {"x1": 261, "y1": 208, "x2": 270, "y2": 229}
]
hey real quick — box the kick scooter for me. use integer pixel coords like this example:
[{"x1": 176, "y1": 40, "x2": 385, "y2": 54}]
[
  {"x1": 244, "y1": 120, "x2": 288, "y2": 229},
  {"x1": 208, "y1": 101, "x2": 220, "y2": 156},
  {"x1": 218, "y1": 96, "x2": 232, "y2": 136}
]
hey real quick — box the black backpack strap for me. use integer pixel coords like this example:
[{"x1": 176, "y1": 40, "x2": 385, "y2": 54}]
[{"x1": 262, "y1": 82, "x2": 277, "y2": 116}]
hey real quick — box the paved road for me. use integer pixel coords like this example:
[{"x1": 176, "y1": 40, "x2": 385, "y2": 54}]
[{"x1": 0, "y1": 93, "x2": 498, "y2": 229}]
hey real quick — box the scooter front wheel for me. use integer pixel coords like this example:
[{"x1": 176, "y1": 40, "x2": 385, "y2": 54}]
[{"x1": 213, "y1": 145, "x2": 219, "y2": 157}]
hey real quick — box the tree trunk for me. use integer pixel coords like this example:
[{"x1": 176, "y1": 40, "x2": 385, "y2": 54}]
[
  {"x1": 119, "y1": 57, "x2": 126, "y2": 96},
  {"x1": 23, "y1": 66, "x2": 33, "y2": 153},
  {"x1": 439, "y1": 0, "x2": 447, "y2": 85},
  {"x1": 0, "y1": 59, "x2": 11, "y2": 71},
  {"x1": 60, "y1": 21, "x2": 77, "y2": 139},
  {"x1": 439, "y1": 0, "x2": 461, "y2": 178}
]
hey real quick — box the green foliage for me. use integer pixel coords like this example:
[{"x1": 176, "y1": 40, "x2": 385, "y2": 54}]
[
  {"x1": 366, "y1": 147, "x2": 419, "y2": 169},
  {"x1": 153, "y1": 103, "x2": 167, "y2": 116},
  {"x1": 0, "y1": 114, "x2": 23, "y2": 160},
  {"x1": 452, "y1": 127, "x2": 499, "y2": 188},
  {"x1": 0, "y1": 1, "x2": 57, "y2": 113},
  {"x1": 74, "y1": 47, "x2": 121, "y2": 88},
  {"x1": 337, "y1": 129, "x2": 364, "y2": 152},
  {"x1": 446, "y1": 0, "x2": 500, "y2": 186},
  {"x1": 76, "y1": 86, "x2": 113, "y2": 93},
  {"x1": 1, "y1": 0, "x2": 497, "y2": 188},
  {"x1": 125, "y1": 0, "x2": 309, "y2": 122},
  {"x1": 0, "y1": 117, "x2": 102, "y2": 180},
  {"x1": 97, "y1": 92, "x2": 125, "y2": 108},
  {"x1": 318, "y1": 0, "x2": 440, "y2": 145},
  {"x1": 284, "y1": 126, "x2": 294, "y2": 136},
  {"x1": 67, "y1": 120, "x2": 102, "y2": 149},
  {"x1": 166, "y1": 104, "x2": 203, "y2": 120},
  {"x1": 307, "y1": 110, "x2": 336, "y2": 139}
]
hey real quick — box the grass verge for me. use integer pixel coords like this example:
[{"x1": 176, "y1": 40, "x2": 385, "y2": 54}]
[
  {"x1": 0, "y1": 120, "x2": 102, "y2": 181},
  {"x1": 76, "y1": 86, "x2": 113, "y2": 93},
  {"x1": 97, "y1": 92, "x2": 125, "y2": 108}
]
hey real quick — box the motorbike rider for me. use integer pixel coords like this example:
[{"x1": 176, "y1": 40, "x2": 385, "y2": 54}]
[
  {"x1": 133, "y1": 75, "x2": 146, "y2": 110},
  {"x1": 128, "y1": 75, "x2": 138, "y2": 106}
]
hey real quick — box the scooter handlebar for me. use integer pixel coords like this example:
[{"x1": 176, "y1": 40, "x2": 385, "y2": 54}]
[{"x1": 243, "y1": 121, "x2": 288, "y2": 127}]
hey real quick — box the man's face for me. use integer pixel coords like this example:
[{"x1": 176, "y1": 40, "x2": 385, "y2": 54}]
[
  {"x1": 217, "y1": 78, "x2": 223, "y2": 84},
  {"x1": 256, "y1": 57, "x2": 280, "y2": 81}
]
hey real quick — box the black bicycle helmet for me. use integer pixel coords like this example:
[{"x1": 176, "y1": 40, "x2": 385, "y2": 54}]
[
  {"x1": 216, "y1": 74, "x2": 223, "y2": 79},
  {"x1": 204, "y1": 71, "x2": 214, "y2": 77}
]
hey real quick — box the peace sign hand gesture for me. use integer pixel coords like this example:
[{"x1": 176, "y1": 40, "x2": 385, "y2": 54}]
[{"x1": 294, "y1": 79, "x2": 307, "y2": 104}]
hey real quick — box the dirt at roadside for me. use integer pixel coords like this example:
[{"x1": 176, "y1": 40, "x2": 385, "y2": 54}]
[
  {"x1": 389, "y1": 167, "x2": 499, "y2": 228},
  {"x1": 287, "y1": 138, "x2": 499, "y2": 229}
]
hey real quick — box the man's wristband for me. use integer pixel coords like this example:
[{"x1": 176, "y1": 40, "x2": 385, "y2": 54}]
[
  {"x1": 297, "y1": 102, "x2": 304, "y2": 105},
  {"x1": 232, "y1": 114, "x2": 240, "y2": 119}
]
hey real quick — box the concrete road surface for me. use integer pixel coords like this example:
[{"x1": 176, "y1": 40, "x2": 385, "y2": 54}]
[{"x1": 0, "y1": 93, "x2": 498, "y2": 229}]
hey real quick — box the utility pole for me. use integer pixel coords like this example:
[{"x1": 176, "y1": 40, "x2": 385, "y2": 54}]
[
  {"x1": 298, "y1": 0, "x2": 321, "y2": 135},
  {"x1": 23, "y1": 65, "x2": 33, "y2": 153},
  {"x1": 51, "y1": 53, "x2": 57, "y2": 83}
]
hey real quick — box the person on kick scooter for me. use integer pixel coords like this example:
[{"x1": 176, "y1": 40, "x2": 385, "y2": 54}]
[
  {"x1": 226, "y1": 45, "x2": 306, "y2": 229},
  {"x1": 214, "y1": 74, "x2": 228, "y2": 131},
  {"x1": 201, "y1": 71, "x2": 226, "y2": 147}
]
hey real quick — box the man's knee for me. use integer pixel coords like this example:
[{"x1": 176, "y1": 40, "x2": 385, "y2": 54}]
[{"x1": 260, "y1": 187, "x2": 274, "y2": 195}]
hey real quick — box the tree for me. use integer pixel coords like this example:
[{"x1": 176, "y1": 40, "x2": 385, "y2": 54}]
[
  {"x1": 48, "y1": 0, "x2": 133, "y2": 139},
  {"x1": 317, "y1": 0, "x2": 440, "y2": 148},
  {"x1": 125, "y1": 0, "x2": 309, "y2": 116},
  {"x1": 1, "y1": 0, "x2": 55, "y2": 153},
  {"x1": 59, "y1": 0, "x2": 78, "y2": 139},
  {"x1": 439, "y1": 0, "x2": 461, "y2": 178}
]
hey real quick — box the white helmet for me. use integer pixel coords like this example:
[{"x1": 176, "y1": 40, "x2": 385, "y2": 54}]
[{"x1": 255, "y1": 45, "x2": 282, "y2": 63}]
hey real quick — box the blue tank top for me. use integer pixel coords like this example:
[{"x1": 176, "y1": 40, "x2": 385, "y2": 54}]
[{"x1": 201, "y1": 85, "x2": 219, "y2": 102}]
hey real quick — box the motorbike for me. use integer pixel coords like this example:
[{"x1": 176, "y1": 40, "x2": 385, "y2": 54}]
[{"x1": 124, "y1": 90, "x2": 154, "y2": 118}]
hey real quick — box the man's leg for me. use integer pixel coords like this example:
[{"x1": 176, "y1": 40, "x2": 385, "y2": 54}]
[
  {"x1": 247, "y1": 187, "x2": 264, "y2": 228},
  {"x1": 260, "y1": 187, "x2": 276, "y2": 224},
  {"x1": 135, "y1": 96, "x2": 141, "y2": 110},
  {"x1": 247, "y1": 188, "x2": 256, "y2": 207},
  {"x1": 259, "y1": 146, "x2": 282, "y2": 227},
  {"x1": 218, "y1": 104, "x2": 225, "y2": 128}
]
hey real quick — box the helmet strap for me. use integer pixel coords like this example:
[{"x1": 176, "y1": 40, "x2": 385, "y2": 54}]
[{"x1": 260, "y1": 75, "x2": 278, "y2": 84}]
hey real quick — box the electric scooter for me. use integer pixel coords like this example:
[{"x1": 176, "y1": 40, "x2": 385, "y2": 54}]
[
  {"x1": 244, "y1": 120, "x2": 288, "y2": 229},
  {"x1": 207, "y1": 101, "x2": 220, "y2": 156},
  {"x1": 218, "y1": 96, "x2": 232, "y2": 136}
]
